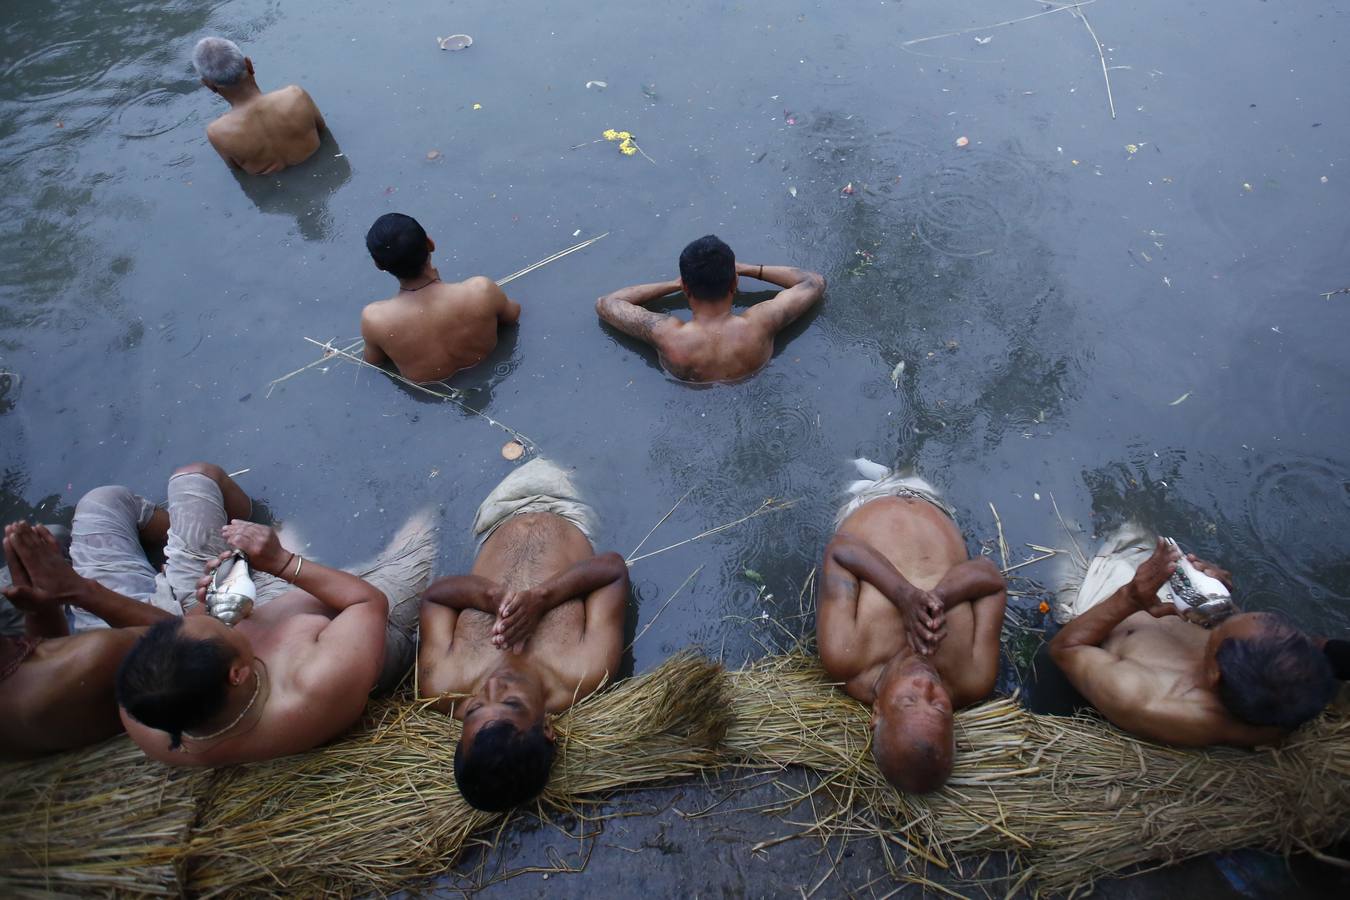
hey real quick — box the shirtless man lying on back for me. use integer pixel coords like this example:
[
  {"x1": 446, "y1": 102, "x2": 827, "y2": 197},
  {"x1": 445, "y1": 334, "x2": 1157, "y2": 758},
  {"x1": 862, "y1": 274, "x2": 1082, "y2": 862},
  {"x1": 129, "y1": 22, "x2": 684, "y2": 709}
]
[
  {"x1": 192, "y1": 37, "x2": 326, "y2": 175},
  {"x1": 595, "y1": 235, "x2": 825, "y2": 383},
  {"x1": 361, "y1": 213, "x2": 522, "y2": 383},
  {"x1": 418, "y1": 459, "x2": 628, "y2": 811},
  {"x1": 816, "y1": 460, "x2": 1007, "y2": 793},
  {"x1": 1050, "y1": 528, "x2": 1345, "y2": 748}
]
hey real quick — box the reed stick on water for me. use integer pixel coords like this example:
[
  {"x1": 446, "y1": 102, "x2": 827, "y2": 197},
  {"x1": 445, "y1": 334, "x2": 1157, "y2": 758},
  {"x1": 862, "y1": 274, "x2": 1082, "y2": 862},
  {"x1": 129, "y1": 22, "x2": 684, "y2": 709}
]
[
  {"x1": 626, "y1": 497, "x2": 799, "y2": 565},
  {"x1": 1072, "y1": 3, "x2": 1117, "y2": 119},
  {"x1": 266, "y1": 233, "x2": 610, "y2": 399}
]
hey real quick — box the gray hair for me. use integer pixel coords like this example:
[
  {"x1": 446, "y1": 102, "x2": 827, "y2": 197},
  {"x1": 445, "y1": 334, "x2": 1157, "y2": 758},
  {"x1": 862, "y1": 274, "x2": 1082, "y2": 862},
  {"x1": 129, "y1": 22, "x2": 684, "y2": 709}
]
[{"x1": 192, "y1": 37, "x2": 247, "y2": 85}]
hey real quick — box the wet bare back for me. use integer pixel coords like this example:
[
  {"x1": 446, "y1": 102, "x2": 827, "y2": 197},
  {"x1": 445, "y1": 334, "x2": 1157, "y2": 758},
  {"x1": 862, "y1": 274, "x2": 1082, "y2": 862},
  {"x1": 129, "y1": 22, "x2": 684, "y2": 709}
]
[
  {"x1": 818, "y1": 497, "x2": 1000, "y2": 707},
  {"x1": 207, "y1": 85, "x2": 323, "y2": 175},
  {"x1": 420, "y1": 513, "x2": 620, "y2": 715},
  {"x1": 362, "y1": 277, "x2": 513, "y2": 383}
]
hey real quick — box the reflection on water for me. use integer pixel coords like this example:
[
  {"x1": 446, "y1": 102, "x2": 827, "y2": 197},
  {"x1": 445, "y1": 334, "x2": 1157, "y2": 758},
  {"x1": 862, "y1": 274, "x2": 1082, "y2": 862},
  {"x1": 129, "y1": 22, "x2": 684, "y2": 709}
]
[
  {"x1": 1082, "y1": 452, "x2": 1350, "y2": 633},
  {"x1": 233, "y1": 134, "x2": 352, "y2": 241}
]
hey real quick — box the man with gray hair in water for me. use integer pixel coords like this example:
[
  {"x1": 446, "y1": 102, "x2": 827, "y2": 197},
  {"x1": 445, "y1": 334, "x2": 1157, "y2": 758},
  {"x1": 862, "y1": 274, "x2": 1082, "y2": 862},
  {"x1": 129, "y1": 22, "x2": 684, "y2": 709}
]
[{"x1": 192, "y1": 36, "x2": 327, "y2": 174}]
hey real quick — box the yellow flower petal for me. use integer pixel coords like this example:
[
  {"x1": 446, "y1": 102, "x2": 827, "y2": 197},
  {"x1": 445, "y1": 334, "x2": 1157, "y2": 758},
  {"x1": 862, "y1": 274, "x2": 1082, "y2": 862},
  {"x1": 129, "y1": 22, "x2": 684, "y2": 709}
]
[
  {"x1": 620, "y1": 144, "x2": 637, "y2": 156},
  {"x1": 617, "y1": 131, "x2": 632, "y2": 140},
  {"x1": 603, "y1": 129, "x2": 619, "y2": 141},
  {"x1": 472, "y1": 103, "x2": 482, "y2": 110}
]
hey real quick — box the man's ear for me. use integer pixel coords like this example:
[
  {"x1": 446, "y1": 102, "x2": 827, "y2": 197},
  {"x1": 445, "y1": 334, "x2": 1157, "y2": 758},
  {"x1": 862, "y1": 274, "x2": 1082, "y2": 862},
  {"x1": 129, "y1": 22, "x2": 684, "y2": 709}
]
[
  {"x1": 244, "y1": 57, "x2": 255, "y2": 77},
  {"x1": 228, "y1": 660, "x2": 252, "y2": 687},
  {"x1": 869, "y1": 706, "x2": 880, "y2": 729},
  {"x1": 202, "y1": 78, "x2": 219, "y2": 95},
  {"x1": 427, "y1": 236, "x2": 436, "y2": 254},
  {"x1": 541, "y1": 717, "x2": 556, "y2": 741}
]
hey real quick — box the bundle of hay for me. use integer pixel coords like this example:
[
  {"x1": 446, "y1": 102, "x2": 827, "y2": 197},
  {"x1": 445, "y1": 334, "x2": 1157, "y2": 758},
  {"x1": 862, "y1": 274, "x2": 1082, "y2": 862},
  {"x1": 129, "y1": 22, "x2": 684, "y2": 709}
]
[
  {"x1": 0, "y1": 741, "x2": 211, "y2": 897},
  {"x1": 0, "y1": 653, "x2": 728, "y2": 897},
  {"x1": 725, "y1": 654, "x2": 1350, "y2": 894}
]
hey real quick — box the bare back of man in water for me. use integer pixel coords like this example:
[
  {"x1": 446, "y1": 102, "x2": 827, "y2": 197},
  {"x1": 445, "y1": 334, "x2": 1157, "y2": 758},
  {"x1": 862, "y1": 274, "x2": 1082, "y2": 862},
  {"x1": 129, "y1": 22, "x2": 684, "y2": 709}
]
[
  {"x1": 192, "y1": 37, "x2": 325, "y2": 175},
  {"x1": 361, "y1": 213, "x2": 522, "y2": 383},
  {"x1": 595, "y1": 235, "x2": 825, "y2": 383}
]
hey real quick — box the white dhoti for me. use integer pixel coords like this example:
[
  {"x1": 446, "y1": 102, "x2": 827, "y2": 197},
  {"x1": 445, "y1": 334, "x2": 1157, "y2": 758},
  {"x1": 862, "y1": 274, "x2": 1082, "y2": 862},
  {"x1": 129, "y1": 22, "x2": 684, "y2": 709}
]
[{"x1": 471, "y1": 458, "x2": 597, "y2": 548}]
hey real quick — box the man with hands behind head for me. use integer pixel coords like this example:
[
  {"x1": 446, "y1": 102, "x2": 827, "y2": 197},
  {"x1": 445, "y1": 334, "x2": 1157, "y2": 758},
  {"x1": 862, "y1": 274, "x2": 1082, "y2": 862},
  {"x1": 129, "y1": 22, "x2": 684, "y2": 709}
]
[
  {"x1": 816, "y1": 460, "x2": 1007, "y2": 795},
  {"x1": 418, "y1": 459, "x2": 628, "y2": 812},
  {"x1": 596, "y1": 234, "x2": 825, "y2": 383}
]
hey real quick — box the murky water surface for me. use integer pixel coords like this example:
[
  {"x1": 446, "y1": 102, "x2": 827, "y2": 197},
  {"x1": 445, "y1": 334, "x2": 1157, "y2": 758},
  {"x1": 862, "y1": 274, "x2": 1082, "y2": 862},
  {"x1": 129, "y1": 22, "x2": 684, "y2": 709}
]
[{"x1": 2, "y1": 0, "x2": 1347, "y2": 696}]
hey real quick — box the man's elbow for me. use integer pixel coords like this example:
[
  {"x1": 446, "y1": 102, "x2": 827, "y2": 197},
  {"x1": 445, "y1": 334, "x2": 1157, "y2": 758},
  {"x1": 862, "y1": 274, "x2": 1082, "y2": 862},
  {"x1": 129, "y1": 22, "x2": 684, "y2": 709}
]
[
  {"x1": 804, "y1": 270, "x2": 827, "y2": 296},
  {"x1": 595, "y1": 551, "x2": 629, "y2": 581}
]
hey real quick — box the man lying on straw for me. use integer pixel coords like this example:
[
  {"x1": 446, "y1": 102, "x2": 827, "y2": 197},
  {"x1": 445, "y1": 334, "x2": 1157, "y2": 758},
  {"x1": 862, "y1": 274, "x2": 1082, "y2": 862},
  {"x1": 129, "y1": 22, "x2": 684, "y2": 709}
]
[
  {"x1": 595, "y1": 234, "x2": 825, "y2": 383},
  {"x1": 1, "y1": 464, "x2": 246, "y2": 757},
  {"x1": 114, "y1": 470, "x2": 434, "y2": 765},
  {"x1": 361, "y1": 212, "x2": 523, "y2": 383},
  {"x1": 816, "y1": 459, "x2": 1007, "y2": 793},
  {"x1": 418, "y1": 458, "x2": 628, "y2": 811},
  {"x1": 1050, "y1": 526, "x2": 1348, "y2": 747}
]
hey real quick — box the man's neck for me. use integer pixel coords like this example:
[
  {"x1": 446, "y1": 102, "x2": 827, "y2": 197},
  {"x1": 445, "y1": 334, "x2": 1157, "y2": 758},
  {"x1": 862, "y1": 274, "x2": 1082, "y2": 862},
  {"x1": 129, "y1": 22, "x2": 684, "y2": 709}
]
[
  {"x1": 688, "y1": 294, "x2": 735, "y2": 322},
  {"x1": 196, "y1": 664, "x2": 264, "y2": 736},
  {"x1": 397, "y1": 264, "x2": 441, "y2": 294},
  {"x1": 218, "y1": 80, "x2": 264, "y2": 109},
  {"x1": 474, "y1": 653, "x2": 542, "y2": 693}
]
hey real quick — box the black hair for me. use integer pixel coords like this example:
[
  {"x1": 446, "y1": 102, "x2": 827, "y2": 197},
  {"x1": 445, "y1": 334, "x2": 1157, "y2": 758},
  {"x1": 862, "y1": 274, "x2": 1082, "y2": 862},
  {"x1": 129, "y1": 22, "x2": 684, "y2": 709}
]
[
  {"x1": 453, "y1": 720, "x2": 557, "y2": 811},
  {"x1": 1216, "y1": 617, "x2": 1337, "y2": 730},
  {"x1": 115, "y1": 618, "x2": 234, "y2": 750},
  {"x1": 366, "y1": 213, "x2": 430, "y2": 280},
  {"x1": 678, "y1": 234, "x2": 736, "y2": 301}
]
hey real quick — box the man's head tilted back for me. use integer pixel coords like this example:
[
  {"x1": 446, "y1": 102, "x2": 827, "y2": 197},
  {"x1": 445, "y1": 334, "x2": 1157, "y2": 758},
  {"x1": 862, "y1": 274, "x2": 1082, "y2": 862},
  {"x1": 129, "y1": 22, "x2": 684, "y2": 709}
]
[
  {"x1": 869, "y1": 656, "x2": 954, "y2": 794},
  {"x1": 192, "y1": 37, "x2": 248, "y2": 88},
  {"x1": 366, "y1": 213, "x2": 431, "y2": 280},
  {"x1": 453, "y1": 721, "x2": 557, "y2": 811},
  {"x1": 116, "y1": 617, "x2": 245, "y2": 750},
  {"x1": 679, "y1": 234, "x2": 736, "y2": 302},
  {"x1": 1210, "y1": 612, "x2": 1336, "y2": 729}
]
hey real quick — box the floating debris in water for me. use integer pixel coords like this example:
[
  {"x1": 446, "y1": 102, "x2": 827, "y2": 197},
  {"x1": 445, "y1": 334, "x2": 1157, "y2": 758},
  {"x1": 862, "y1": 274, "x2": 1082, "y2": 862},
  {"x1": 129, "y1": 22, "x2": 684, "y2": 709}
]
[
  {"x1": 471, "y1": 103, "x2": 482, "y2": 110},
  {"x1": 788, "y1": 185, "x2": 797, "y2": 198},
  {"x1": 955, "y1": 136, "x2": 970, "y2": 148},
  {"x1": 841, "y1": 182, "x2": 855, "y2": 195},
  {"x1": 975, "y1": 36, "x2": 993, "y2": 45},
  {"x1": 743, "y1": 569, "x2": 765, "y2": 585},
  {"x1": 585, "y1": 80, "x2": 607, "y2": 89},
  {"x1": 1169, "y1": 391, "x2": 1191, "y2": 406},
  {"x1": 890, "y1": 360, "x2": 906, "y2": 389},
  {"x1": 501, "y1": 440, "x2": 525, "y2": 460},
  {"x1": 426, "y1": 150, "x2": 441, "y2": 160},
  {"x1": 436, "y1": 34, "x2": 473, "y2": 51}
]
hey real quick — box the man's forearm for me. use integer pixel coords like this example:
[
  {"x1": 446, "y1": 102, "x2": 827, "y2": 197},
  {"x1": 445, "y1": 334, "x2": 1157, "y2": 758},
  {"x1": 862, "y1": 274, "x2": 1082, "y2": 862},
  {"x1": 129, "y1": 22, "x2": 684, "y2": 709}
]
[
  {"x1": 827, "y1": 536, "x2": 919, "y2": 612},
  {"x1": 738, "y1": 264, "x2": 818, "y2": 290},
  {"x1": 74, "y1": 579, "x2": 175, "y2": 628},
  {"x1": 598, "y1": 280, "x2": 682, "y2": 308},
  {"x1": 275, "y1": 556, "x2": 385, "y2": 613},
  {"x1": 1051, "y1": 585, "x2": 1140, "y2": 651},
  {"x1": 423, "y1": 575, "x2": 501, "y2": 615},
  {"x1": 535, "y1": 552, "x2": 628, "y2": 611},
  {"x1": 24, "y1": 606, "x2": 69, "y2": 639},
  {"x1": 933, "y1": 558, "x2": 1006, "y2": 611}
]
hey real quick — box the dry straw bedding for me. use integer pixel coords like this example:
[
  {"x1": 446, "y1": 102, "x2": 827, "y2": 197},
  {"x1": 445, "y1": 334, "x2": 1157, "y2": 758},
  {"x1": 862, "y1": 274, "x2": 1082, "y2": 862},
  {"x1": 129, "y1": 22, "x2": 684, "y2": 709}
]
[{"x1": 2, "y1": 653, "x2": 1347, "y2": 897}]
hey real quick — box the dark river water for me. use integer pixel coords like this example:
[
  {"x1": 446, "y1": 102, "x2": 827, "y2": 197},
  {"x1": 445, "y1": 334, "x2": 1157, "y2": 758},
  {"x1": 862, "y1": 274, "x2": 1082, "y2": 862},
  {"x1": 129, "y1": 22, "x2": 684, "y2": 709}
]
[{"x1": 1, "y1": 0, "x2": 1348, "y2": 889}]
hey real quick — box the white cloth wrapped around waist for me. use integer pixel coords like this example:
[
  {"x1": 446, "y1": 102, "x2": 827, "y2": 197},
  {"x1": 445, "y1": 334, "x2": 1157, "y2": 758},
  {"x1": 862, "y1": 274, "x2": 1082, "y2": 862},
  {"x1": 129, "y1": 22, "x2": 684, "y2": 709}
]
[
  {"x1": 472, "y1": 458, "x2": 597, "y2": 548},
  {"x1": 834, "y1": 457, "x2": 956, "y2": 527}
]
